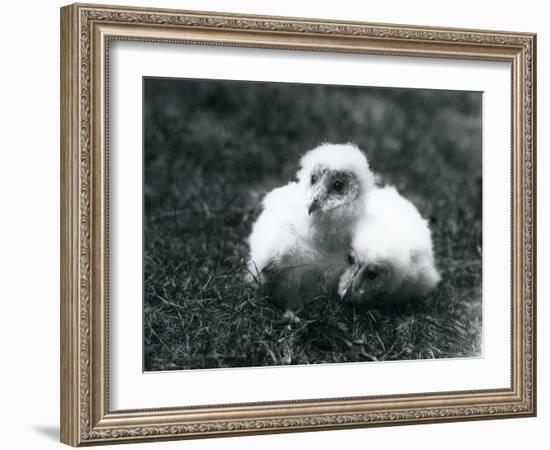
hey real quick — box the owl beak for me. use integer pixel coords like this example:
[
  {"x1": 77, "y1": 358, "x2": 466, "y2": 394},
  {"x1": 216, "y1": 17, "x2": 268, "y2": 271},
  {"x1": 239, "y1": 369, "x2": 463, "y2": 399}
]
[
  {"x1": 341, "y1": 266, "x2": 360, "y2": 303},
  {"x1": 308, "y1": 198, "x2": 320, "y2": 215}
]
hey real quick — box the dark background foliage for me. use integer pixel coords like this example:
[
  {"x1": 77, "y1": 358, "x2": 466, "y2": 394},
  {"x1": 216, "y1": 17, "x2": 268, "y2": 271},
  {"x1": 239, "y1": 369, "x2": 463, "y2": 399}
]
[{"x1": 143, "y1": 77, "x2": 482, "y2": 371}]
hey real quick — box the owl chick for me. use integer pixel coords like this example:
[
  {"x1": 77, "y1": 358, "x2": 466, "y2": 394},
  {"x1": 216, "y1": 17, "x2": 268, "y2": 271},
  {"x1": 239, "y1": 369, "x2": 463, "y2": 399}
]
[
  {"x1": 247, "y1": 143, "x2": 376, "y2": 315},
  {"x1": 338, "y1": 186, "x2": 440, "y2": 304}
]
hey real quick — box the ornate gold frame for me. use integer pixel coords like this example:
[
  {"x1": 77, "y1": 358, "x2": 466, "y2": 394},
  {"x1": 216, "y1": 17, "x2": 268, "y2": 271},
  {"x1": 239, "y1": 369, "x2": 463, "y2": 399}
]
[{"x1": 60, "y1": 2, "x2": 537, "y2": 446}]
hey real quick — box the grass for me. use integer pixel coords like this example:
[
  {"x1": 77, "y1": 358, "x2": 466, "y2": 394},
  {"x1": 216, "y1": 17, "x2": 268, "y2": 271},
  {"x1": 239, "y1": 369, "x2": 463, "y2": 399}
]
[{"x1": 143, "y1": 78, "x2": 482, "y2": 371}]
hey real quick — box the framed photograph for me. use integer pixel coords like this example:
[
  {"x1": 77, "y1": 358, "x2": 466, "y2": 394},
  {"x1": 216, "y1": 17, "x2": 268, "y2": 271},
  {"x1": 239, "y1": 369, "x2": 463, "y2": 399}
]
[{"x1": 60, "y1": 3, "x2": 537, "y2": 446}]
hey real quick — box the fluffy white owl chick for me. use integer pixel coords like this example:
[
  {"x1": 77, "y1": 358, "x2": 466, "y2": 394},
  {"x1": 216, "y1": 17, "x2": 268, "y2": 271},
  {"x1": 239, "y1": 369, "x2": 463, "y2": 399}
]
[
  {"x1": 247, "y1": 143, "x2": 376, "y2": 314},
  {"x1": 338, "y1": 186, "x2": 440, "y2": 304}
]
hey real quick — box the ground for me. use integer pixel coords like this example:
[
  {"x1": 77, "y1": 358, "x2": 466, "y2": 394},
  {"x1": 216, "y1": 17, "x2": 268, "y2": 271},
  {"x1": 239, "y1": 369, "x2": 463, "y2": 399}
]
[{"x1": 143, "y1": 78, "x2": 482, "y2": 371}]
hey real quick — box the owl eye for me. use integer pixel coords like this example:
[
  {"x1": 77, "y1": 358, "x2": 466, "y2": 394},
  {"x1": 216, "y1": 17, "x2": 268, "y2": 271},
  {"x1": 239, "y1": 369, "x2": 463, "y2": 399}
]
[
  {"x1": 365, "y1": 269, "x2": 379, "y2": 280},
  {"x1": 311, "y1": 174, "x2": 318, "y2": 185},
  {"x1": 347, "y1": 254, "x2": 355, "y2": 264},
  {"x1": 333, "y1": 180, "x2": 344, "y2": 192}
]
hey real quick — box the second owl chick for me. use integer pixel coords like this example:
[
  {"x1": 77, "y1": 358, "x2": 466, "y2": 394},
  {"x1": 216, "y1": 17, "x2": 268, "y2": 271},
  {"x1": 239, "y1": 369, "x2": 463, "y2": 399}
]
[{"x1": 338, "y1": 186, "x2": 440, "y2": 304}]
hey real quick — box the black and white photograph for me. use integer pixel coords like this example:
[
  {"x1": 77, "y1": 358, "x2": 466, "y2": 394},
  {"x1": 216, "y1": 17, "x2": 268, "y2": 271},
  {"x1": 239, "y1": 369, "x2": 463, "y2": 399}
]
[
  {"x1": 49, "y1": 1, "x2": 540, "y2": 447},
  {"x1": 143, "y1": 77, "x2": 482, "y2": 371}
]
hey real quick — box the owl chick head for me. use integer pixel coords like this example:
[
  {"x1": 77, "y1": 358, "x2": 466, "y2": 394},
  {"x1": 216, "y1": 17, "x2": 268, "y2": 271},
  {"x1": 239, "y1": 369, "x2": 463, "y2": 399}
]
[
  {"x1": 338, "y1": 255, "x2": 392, "y2": 304},
  {"x1": 296, "y1": 143, "x2": 375, "y2": 216}
]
